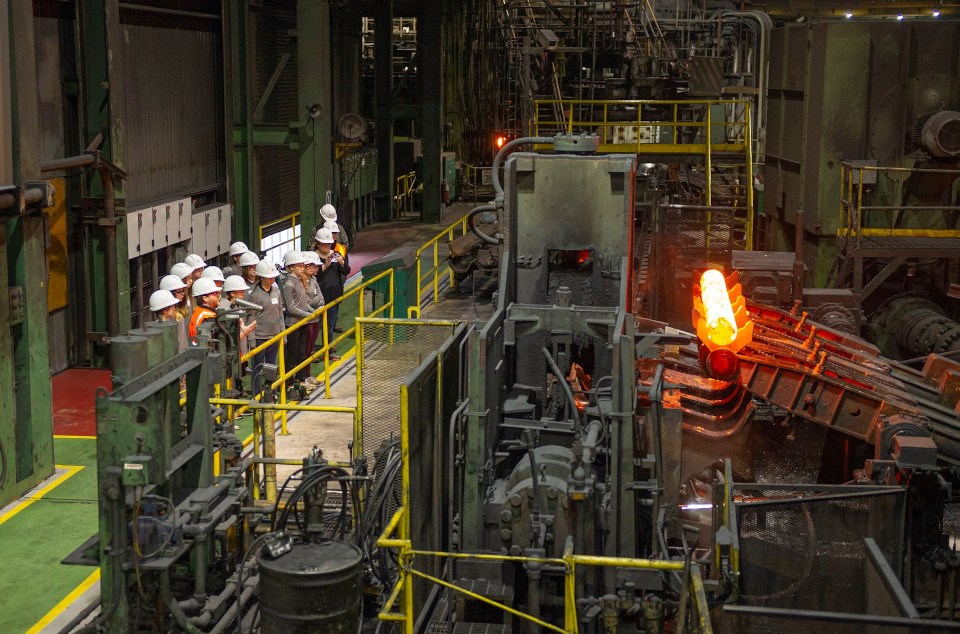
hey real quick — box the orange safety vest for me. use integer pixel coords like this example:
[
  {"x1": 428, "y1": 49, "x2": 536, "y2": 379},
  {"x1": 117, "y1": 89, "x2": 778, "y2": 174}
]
[{"x1": 188, "y1": 306, "x2": 217, "y2": 340}]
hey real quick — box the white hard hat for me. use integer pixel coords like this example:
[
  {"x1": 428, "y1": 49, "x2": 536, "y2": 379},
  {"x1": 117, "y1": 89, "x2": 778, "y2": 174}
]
[
  {"x1": 159, "y1": 274, "x2": 187, "y2": 292},
  {"x1": 223, "y1": 275, "x2": 249, "y2": 293},
  {"x1": 228, "y1": 241, "x2": 249, "y2": 257},
  {"x1": 323, "y1": 220, "x2": 340, "y2": 233},
  {"x1": 171, "y1": 262, "x2": 194, "y2": 280},
  {"x1": 303, "y1": 251, "x2": 321, "y2": 266},
  {"x1": 192, "y1": 277, "x2": 221, "y2": 298},
  {"x1": 239, "y1": 251, "x2": 260, "y2": 267},
  {"x1": 184, "y1": 253, "x2": 206, "y2": 271},
  {"x1": 320, "y1": 203, "x2": 337, "y2": 221},
  {"x1": 255, "y1": 260, "x2": 280, "y2": 279},
  {"x1": 283, "y1": 250, "x2": 306, "y2": 268},
  {"x1": 201, "y1": 266, "x2": 225, "y2": 282},
  {"x1": 149, "y1": 289, "x2": 179, "y2": 312},
  {"x1": 314, "y1": 227, "x2": 335, "y2": 244}
]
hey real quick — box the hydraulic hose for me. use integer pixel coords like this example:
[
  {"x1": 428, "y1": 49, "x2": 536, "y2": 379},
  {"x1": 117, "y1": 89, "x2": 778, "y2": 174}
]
[
  {"x1": 492, "y1": 136, "x2": 554, "y2": 200},
  {"x1": 542, "y1": 347, "x2": 582, "y2": 430},
  {"x1": 466, "y1": 203, "x2": 500, "y2": 245},
  {"x1": 470, "y1": 136, "x2": 555, "y2": 245}
]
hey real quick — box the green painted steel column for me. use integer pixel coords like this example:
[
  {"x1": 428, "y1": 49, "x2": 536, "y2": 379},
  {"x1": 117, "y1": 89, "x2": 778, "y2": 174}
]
[
  {"x1": 298, "y1": 0, "x2": 334, "y2": 246},
  {"x1": 0, "y1": 0, "x2": 19, "y2": 508},
  {"x1": 1, "y1": 0, "x2": 54, "y2": 504},
  {"x1": 374, "y1": 0, "x2": 394, "y2": 221},
  {"x1": 224, "y1": 0, "x2": 258, "y2": 249},
  {"x1": 419, "y1": 0, "x2": 443, "y2": 223},
  {"x1": 78, "y1": 0, "x2": 131, "y2": 344}
]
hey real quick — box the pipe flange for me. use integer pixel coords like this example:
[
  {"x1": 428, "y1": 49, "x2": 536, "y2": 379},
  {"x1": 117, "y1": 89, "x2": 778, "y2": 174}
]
[{"x1": 934, "y1": 326, "x2": 960, "y2": 353}]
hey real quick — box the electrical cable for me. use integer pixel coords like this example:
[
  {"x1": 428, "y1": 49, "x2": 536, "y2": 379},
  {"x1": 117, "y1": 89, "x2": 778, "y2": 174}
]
[{"x1": 235, "y1": 532, "x2": 274, "y2": 634}]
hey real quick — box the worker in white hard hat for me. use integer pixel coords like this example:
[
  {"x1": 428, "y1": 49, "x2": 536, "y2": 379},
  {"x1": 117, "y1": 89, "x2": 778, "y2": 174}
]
[
  {"x1": 281, "y1": 250, "x2": 316, "y2": 389},
  {"x1": 302, "y1": 251, "x2": 325, "y2": 367},
  {"x1": 247, "y1": 260, "x2": 283, "y2": 396},
  {"x1": 313, "y1": 227, "x2": 351, "y2": 359},
  {"x1": 324, "y1": 220, "x2": 348, "y2": 258},
  {"x1": 170, "y1": 262, "x2": 195, "y2": 319},
  {"x1": 239, "y1": 251, "x2": 260, "y2": 285},
  {"x1": 318, "y1": 203, "x2": 349, "y2": 249},
  {"x1": 159, "y1": 273, "x2": 190, "y2": 350},
  {"x1": 220, "y1": 275, "x2": 258, "y2": 368},
  {"x1": 201, "y1": 266, "x2": 226, "y2": 288},
  {"x1": 188, "y1": 277, "x2": 222, "y2": 341},
  {"x1": 149, "y1": 289, "x2": 179, "y2": 321},
  {"x1": 184, "y1": 253, "x2": 206, "y2": 282},
  {"x1": 224, "y1": 241, "x2": 250, "y2": 277}
]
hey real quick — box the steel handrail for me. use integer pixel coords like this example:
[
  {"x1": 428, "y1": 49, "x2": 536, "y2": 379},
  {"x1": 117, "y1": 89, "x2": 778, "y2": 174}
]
[
  {"x1": 407, "y1": 214, "x2": 470, "y2": 318},
  {"x1": 239, "y1": 267, "x2": 395, "y2": 433}
]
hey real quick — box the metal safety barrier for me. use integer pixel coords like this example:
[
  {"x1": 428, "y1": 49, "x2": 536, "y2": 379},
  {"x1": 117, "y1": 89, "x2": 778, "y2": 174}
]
[
  {"x1": 462, "y1": 163, "x2": 493, "y2": 205},
  {"x1": 238, "y1": 267, "x2": 395, "y2": 430},
  {"x1": 838, "y1": 162, "x2": 960, "y2": 240},
  {"x1": 395, "y1": 170, "x2": 418, "y2": 218},
  {"x1": 535, "y1": 98, "x2": 754, "y2": 249},
  {"x1": 370, "y1": 330, "x2": 711, "y2": 632},
  {"x1": 258, "y1": 211, "x2": 301, "y2": 264},
  {"x1": 407, "y1": 214, "x2": 470, "y2": 318}
]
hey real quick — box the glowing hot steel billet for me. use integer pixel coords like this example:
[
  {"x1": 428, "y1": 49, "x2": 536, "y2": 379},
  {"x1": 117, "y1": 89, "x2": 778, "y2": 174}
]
[{"x1": 699, "y1": 269, "x2": 737, "y2": 347}]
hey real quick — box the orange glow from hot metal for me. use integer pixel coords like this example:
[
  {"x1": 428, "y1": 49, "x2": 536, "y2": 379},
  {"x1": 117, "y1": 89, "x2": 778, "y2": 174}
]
[
  {"x1": 496, "y1": 135, "x2": 506, "y2": 149},
  {"x1": 699, "y1": 269, "x2": 737, "y2": 347}
]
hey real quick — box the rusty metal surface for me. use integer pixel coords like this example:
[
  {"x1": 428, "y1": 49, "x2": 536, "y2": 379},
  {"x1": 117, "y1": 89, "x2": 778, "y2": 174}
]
[{"x1": 643, "y1": 299, "x2": 960, "y2": 465}]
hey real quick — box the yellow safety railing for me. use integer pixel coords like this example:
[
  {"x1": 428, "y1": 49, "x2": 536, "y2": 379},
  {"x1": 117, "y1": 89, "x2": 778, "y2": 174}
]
[
  {"x1": 395, "y1": 171, "x2": 418, "y2": 217},
  {"x1": 838, "y1": 162, "x2": 960, "y2": 240},
  {"x1": 201, "y1": 268, "x2": 395, "y2": 493},
  {"x1": 534, "y1": 98, "x2": 750, "y2": 154},
  {"x1": 407, "y1": 214, "x2": 470, "y2": 318},
  {"x1": 258, "y1": 211, "x2": 301, "y2": 256},
  {"x1": 535, "y1": 99, "x2": 754, "y2": 250},
  {"x1": 462, "y1": 163, "x2": 493, "y2": 205},
  {"x1": 374, "y1": 366, "x2": 711, "y2": 633},
  {"x1": 238, "y1": 267, "x2": 395, "y2": 433},
  {"x1": 377, "y1": 509, "x2": 709, "y2": 633}
]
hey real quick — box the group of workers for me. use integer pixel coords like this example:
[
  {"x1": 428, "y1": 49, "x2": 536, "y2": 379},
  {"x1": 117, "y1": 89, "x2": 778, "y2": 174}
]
[{"x1": 146, "y1": 203, "x2": 350, "y2": 396}]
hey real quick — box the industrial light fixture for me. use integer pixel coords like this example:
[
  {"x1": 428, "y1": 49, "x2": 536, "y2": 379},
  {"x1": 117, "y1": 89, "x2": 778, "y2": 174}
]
[
  {"x1": 897, "y1": 13, "x2": 904, "y2": 20},
  {"x1": 933, "y1": 9, "x2": 941, "y2": 16},
  {"x1": 845, "y1": 11, "x2": 853, "y2": 18}
]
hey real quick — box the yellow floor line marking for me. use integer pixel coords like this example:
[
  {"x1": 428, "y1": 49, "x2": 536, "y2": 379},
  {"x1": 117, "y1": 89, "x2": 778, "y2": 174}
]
[
  {"x1": 54, "y1": 435, "x2": 97, "y2": 440},
  {"x1": 26, "y1": 568, "x2": 101, "y2": 634},
  {"x1": 0, "y1": 465, "x2": 84, "y2": 526}
]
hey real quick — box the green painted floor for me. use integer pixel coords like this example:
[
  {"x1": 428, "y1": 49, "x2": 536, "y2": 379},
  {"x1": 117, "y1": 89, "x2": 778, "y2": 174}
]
[{"x1": 0, "y1": 437, "x2": 99, "y2": 633}]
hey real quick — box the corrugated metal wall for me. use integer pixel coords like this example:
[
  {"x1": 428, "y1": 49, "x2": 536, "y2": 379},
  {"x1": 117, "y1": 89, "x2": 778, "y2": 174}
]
[
  {"x1": 253, "y1": 0, "x2": 300, "y2": 226},
  {"x1": 120, "y1": 10, "x2": 224, "y2": 206}
]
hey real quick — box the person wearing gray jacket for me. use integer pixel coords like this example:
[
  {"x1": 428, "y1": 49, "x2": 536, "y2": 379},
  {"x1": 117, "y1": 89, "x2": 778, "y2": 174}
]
[
  {"x1": 281, "y1": 251, "x2": 315, "y2": 385},
  {"x1": 247, "y1": 260, "x2": 283, "y2": 396}
]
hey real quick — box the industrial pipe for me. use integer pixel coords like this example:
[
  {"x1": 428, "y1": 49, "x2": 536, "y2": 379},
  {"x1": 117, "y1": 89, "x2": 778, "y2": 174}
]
[
  {"x1": 466, "y1": 203, "x2": 500, "y2": 245},
  {"x1": 542, "y1": 346, "x2": 583, "y2": 430},
  {"x1": 208, "y1": 577, "x2": 258, "y2": 634},
  {"x1": 448, "y1": 398, "x2": 470, "y2": 550},
  {"x1": 161, "y1": 571, "x2": 202, "y2": 634},
  {"x1": 580, "y1": 420, "x2": 604, "y2": 464},
  {"x1": 492, "y1": 136, "x2": 554, "y2": 201},
  {"x1": 40, "y1": 134, "x2": 122, "y2": 336}
]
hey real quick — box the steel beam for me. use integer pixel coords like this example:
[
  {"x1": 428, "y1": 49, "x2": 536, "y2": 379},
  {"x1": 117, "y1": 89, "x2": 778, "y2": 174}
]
[
  {"x1": 0, "y1": 0, "x2": 54, "y2": 506},
  {"x1": 223, "y1": 0, "x2": 257, "y2": 248},
  {"x1": 418, "y1": 0, "x2": 443, "y2": 222},
  {"x1": 298, "y1": 0, "x2": 334, "y2": 245},
  {"x1": 374, "y1": 0, "x2": 395, "y2": 221},
  {"x1": 78, "y1": 0, "x2": 131, "y2": 347}
]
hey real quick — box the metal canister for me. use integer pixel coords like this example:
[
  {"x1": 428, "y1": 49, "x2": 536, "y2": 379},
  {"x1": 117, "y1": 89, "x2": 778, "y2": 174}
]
[{"x1": 257, "y1": 539, "x2": 362, "y2": 633}]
